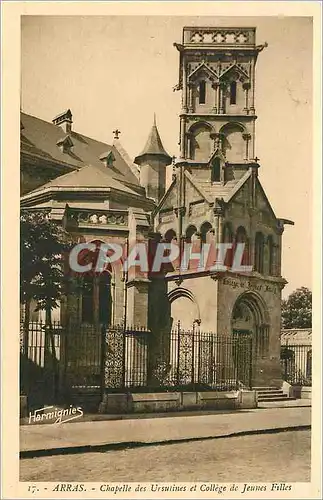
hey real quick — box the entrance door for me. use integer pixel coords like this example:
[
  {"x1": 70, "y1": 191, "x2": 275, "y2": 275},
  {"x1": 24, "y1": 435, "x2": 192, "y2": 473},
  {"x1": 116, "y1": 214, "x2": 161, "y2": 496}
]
[
  {"x1": 231, "y1": 300, "x2": 255, "y2": 387},
  {"x1": 232, "y1": 328, "x2": 252, "y2": 386}
]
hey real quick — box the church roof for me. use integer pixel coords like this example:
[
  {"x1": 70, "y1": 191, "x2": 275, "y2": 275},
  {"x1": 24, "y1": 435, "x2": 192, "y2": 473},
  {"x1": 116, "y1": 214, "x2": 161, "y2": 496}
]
[
  {"x1": 24, "y1": 164, "x2": 141, "y2": 196},
  {"x1": 134, "y1": 117, "x2": 171, "y2": 164},
  {"x1": 20, "y1": 111, "x2": 140, "y2": 186}
]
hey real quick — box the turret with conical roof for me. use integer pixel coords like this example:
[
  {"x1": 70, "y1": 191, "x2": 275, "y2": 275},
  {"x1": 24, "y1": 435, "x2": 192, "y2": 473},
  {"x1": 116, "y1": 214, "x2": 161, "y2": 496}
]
[{"x1": 134, "y1": 115, "x2": 172, "y2": 203}]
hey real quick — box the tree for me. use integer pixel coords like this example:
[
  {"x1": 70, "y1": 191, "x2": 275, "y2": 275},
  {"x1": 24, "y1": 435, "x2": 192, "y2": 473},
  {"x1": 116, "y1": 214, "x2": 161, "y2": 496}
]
[
  {"x1": 20, "y1": 210, "x2": 72, "y2": 311},
  {"x1": 281, "y1": 287, "x2": 312, "y2": 329},
  {"x1": 20, "y1": 210, "x2": 72, "y2": 369}
]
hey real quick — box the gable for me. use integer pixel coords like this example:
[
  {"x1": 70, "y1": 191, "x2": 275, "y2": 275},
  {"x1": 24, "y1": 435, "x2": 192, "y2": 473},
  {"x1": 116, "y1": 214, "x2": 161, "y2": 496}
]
[
  {"x1": 228, "y1": 176, "x2": 278, "y2": 227},
  {"x1": 189, "y1": 62, "x2": 218, "y2": 82},
  {"x1": 157, "y1": 181, "x2": 178, "y2": 212}
]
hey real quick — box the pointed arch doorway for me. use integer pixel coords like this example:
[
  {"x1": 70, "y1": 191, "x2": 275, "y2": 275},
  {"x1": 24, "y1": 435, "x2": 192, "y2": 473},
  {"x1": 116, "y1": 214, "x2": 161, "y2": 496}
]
[{"x1": 231, "y1": 291, "x2": 270, "y2": 386}]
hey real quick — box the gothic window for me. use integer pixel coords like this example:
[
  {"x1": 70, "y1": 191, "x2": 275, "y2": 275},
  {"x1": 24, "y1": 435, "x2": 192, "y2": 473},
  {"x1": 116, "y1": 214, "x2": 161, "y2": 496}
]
[
  {"x1": 82, "y1": 275, "x2": 94, "y2": 323},
  {"x1": 199, "y1": 80, "x2": 206, "y2": 104},
  {"x1": 255, "y1": 232, "x2": 265, "y2": 273},
  {"x1": 164, "y1": 229, "x2": 177, "y2": 243},
  {"x1": 222, "y1": 222, "x2": 233, "y2": 267},
  {"x1": 200, "y1": 222, "x2": 212, "y2": 267},
  {"x1": 230, "y1": 81, "x2": 237, "y2": 105},
  {"x1": 185, "y1": 225, "x2": 198, "y2": 244},
  {"x1": 235, "y1": 226, "x2": 250, "y2": 266},
  {"x1": 81, "y1": 273, "x2": 112, "y2": 325},
  {"x1": 211, "y1": 157, "x2": 221, "y2": 182},
  {"x1": 184, "y1": 225, "x2": 199, "y2": 270},
  {"x1": 99, "y1": 272, "x2": 112, "y2": 325}
]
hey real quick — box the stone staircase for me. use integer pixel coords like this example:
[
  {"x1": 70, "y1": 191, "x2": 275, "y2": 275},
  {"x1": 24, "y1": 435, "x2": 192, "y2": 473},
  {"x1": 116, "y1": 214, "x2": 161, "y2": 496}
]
[{"x1": 253, "y1": 386, "x2": 295, "y2": 403}]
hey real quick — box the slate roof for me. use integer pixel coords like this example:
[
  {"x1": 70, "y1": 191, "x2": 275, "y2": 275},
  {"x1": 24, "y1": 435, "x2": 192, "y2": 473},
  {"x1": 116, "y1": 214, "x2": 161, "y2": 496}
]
[
  {"x1": 134, "y1": 119, "x2": 171, "y2": 163},
  {"x1": 20, "y1": 111, "x2": 140, "y2": 187},
  {"x1": 185, "y1": 169, "x2": 251, "y2": 204},
  {"x1": 23, "y1": 164, "x2": 140, "y2": 197}
]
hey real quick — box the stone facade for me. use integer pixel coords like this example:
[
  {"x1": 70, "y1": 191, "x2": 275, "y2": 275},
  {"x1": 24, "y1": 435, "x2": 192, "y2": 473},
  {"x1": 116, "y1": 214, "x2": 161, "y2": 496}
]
[
  {"x1": 21, "y1": 26, "x2": 293, "y2": 389},
  {"x1": 150, "y1": 27, "x2": 293, "y2": 388}
]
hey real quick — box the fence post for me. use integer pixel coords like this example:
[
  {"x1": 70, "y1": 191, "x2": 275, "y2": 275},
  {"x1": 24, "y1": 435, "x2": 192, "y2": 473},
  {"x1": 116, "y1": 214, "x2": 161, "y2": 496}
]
[{"x1": 248, "y1": 336, "x2": 253, "y2": 390}]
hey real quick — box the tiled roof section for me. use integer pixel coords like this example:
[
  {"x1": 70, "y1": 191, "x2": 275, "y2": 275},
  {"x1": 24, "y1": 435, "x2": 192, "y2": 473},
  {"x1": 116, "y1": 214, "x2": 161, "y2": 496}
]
[
  {"x1": 24, "y1": 164, "x2": 140, "y2": 197},
  {"x1": 134, "y1": 121, "x2": 171, "y2": 163},
  {"x1": 281, "y1": 329, "x2": 312, "y2": 344},
  {"x1": 185, "y1": 170, "x2": 251, "y2": 204},
  {"x1": 20, "y1": 112, "x2": 139, "y2": 186}
]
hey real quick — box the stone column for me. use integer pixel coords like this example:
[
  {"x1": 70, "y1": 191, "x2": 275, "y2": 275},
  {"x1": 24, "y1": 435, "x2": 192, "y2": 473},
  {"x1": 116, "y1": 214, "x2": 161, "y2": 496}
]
[
  {"x1": 242, "y1": 133, "x2": 251, "y2": 161},
  {"x1": 180, "y1": 117, "x2": 186, "y2": 158},
  {"x1": 188, "y1": 83, "x2": 194, "y2": 112},
  {"x1": 182, "y1": 63, "x2": 188, "y2": 113},
  {"x1": 219, "y1": 84, "x2": 224, "y2": 114},
  {"x1": 186, "y1": 131, "x2": 193, "y2": 160},
  {"x1": 243, "y1": 83, "x2": 251, "y2": 114},
  {"x1": 212, "y1": 83, "x2": 219, "y2": 113},
  {"x1": 250, "y1": 61, "x2": 256, "y2": 114}
]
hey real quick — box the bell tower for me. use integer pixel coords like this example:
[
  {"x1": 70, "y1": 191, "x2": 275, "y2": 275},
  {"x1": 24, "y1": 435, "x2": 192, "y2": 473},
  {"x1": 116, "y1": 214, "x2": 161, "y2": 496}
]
[{"x1": 174, "y1": 27, "x2": 267, "y2": 181}]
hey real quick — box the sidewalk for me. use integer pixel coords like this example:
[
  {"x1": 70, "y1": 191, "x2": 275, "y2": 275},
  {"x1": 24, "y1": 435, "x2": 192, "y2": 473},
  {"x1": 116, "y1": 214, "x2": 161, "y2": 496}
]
[{"x1": 20, "y1": 405, "x2": 311, "y2": 458}]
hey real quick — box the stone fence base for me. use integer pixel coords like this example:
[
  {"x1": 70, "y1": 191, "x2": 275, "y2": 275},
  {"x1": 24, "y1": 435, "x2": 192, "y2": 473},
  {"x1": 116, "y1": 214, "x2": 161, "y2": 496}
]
[
  {"x1": 282, "y1": 381, "x2": 312, "y2": 400},
  {"x1": 291, "y1": 386, "x2": 312, "y2": 400},
  {"x1": 99, "y1": 390, "x2": 257, "y2": 414}
]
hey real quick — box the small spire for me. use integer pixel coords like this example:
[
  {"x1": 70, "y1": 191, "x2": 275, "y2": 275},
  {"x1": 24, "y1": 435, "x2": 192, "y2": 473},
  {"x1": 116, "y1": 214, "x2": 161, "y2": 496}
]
[{"x1": 134, "y1": 118, "x2": 171, "y2": 165}]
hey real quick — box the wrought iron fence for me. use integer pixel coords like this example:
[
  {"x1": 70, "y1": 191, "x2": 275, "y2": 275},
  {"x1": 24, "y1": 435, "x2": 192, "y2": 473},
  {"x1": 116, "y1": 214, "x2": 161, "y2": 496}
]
[
  {"x1": 20, "y1": 321, "x2": 254, "y2": 398},
  {"x1": 104, "y1": 325, "x2": 253, "y2": 391},
  {"x1": 280, "y1": 343, "x2": 312, "y2": 386},
  {"x1": 20, "y1": 320, "x2": 62, "y2": 365},
  {"x1": 65, "y1": 323, "x2": 104, "y2": 389},
  {"x1": 20, "y1": 321, "x2": 62, "y2": 406}
]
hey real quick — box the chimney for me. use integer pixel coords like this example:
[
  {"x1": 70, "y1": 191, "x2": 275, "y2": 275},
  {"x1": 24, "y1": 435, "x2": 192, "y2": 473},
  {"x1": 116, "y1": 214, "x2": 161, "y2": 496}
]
[{"x1": 52, "y1": 109, "x2": 73, "y2": 134}]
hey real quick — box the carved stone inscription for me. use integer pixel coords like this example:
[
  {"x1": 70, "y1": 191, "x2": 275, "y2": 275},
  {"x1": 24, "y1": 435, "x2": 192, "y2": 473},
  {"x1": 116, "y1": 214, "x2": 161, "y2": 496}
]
[{"x1": 222, "y1": 277, "x2": 279, "y2": 294}]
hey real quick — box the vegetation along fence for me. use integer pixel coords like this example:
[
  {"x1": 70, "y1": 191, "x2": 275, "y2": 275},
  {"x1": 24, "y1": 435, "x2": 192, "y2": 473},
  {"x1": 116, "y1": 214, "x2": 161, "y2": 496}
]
[{"x1": 280, "y1": 343, "x2": 312, "y2": 386}]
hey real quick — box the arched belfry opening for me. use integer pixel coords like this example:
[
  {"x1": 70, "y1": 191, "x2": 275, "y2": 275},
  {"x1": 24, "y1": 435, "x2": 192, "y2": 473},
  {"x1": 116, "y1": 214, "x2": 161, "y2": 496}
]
[
  {"x1": 188, "y1": 122, "x2": 214, "y2": 162},
  {"x1": 220, "y1": 122, "x2": 246, "y2": 163}
]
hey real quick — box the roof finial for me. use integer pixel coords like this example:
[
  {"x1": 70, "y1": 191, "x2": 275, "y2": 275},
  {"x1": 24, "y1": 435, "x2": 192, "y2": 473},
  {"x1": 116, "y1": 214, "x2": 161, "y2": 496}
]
[
  {"x1": 113, "y1": 128, "x2": 121, "y2": 140},
  {"x1": 153, "y1": 113, "x2": 157, "y2": 126}
]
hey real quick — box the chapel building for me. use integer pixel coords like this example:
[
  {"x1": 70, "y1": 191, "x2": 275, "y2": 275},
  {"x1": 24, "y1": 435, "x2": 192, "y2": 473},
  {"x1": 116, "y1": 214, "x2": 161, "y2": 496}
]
[{"x1": 20, "y1": 26, "x2": 293, "y2": 388}]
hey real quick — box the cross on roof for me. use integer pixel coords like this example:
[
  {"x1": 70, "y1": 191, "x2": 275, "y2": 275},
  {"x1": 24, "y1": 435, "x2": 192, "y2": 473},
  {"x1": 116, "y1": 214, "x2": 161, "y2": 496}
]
[
  {"x1": 253, "y1": 156, "x2": 260, "y2": 162},
  {"x1": 113, "y1": 129, "x2": 121, "y2": 140}
]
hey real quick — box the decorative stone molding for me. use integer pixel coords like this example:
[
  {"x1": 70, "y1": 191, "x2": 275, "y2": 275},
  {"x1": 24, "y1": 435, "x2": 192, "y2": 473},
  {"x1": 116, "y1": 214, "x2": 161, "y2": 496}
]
[
  {"x1": 70, "y1": 210, "x2": 127, "y2": 226},
  {"x1": 183, "y1": 28, "x2": 256, "y2": 46}
]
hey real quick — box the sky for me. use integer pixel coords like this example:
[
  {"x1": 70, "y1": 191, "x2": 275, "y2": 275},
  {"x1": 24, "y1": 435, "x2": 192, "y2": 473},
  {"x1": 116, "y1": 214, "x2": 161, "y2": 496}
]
[{"x1": 21, "y1": 15, "x2": 313, "y2": 297}]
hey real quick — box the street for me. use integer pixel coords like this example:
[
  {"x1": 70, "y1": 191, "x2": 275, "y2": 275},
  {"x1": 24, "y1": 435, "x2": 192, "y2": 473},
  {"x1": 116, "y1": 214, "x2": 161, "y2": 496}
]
[{"x1": 20, "y1": 429, "x2": 310, "y2": 482}]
